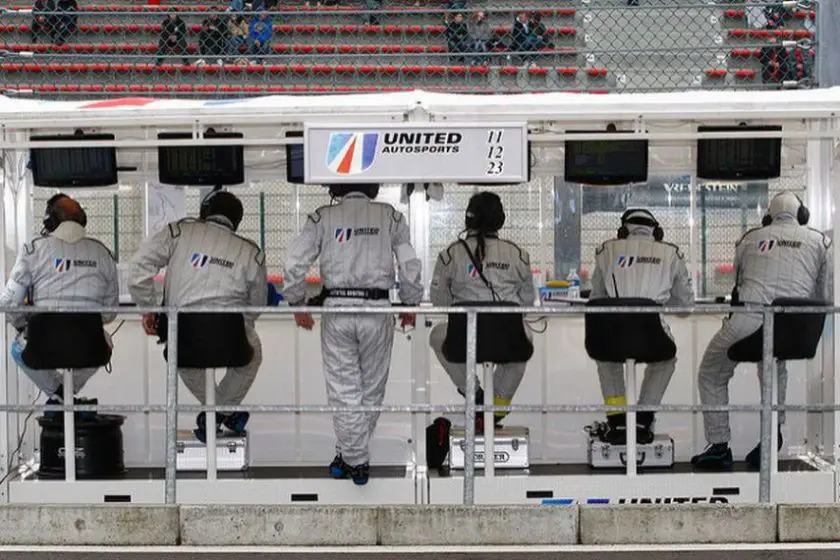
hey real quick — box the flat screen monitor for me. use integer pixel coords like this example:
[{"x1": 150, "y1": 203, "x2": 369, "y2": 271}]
[
  {"x1": 30, "y1": 133, "x2": 118, "y2": 188},
  {"x1": 286, "y1": 131, "x2": 304, "y2": 184},
  {"x1": 564, "y1": 131, "x2": 648, "y2": 186},
  {"x1": 696, "y1": 125, "x2": 782, "y2": 180},
  {"x1": 158, "y1": 131, "x2": 244, "y2": 186}
]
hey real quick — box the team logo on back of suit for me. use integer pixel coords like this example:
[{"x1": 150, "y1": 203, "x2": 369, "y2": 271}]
[{"x1": 54, "y1": 258, "x2": 71, "y2": 273}]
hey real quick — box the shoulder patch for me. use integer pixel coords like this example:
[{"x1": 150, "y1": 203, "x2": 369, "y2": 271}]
[
  {"x1": 308, "y1": 205, "x2": 329, "y2": 224},
  {"x1": 440, "y1": 241, "x2": 461, "y2": 266},
  {"x1": 499, "y1": 238, "x2": 529, "y2": 266},
  {"x1": 86, "y1": 238, "x2": 117, "y2": 261},
  {"x1": 24, "y1": 235, "x2": 47, "y2": 255},
  {"x1": 807, "y1": 227, "x2": 832, "y2": 249},
  {"x1": 735, "y1": 226, "x2": 763, "y2": 247},
  {"x1": 661, "y1": 241, "x2": 685, "y2": 260}
]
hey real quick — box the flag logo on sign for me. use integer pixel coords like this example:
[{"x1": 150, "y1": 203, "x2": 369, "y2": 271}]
[{"x1": 326, "y1": 132, "x2": 379, "y2": 175}]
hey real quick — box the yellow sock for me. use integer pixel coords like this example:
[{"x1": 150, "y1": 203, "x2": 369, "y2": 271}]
[
  {"x1": 605, "y1": 396, "x2": 626, "y2": 417},
  {"x1": 493, "y1": 396, "x2": 511, "y2": 421}
]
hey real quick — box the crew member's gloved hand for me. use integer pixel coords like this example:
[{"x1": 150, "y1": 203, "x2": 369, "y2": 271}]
[
  {"x1": 399, "y1": 313, "x2": 416, "y2": 328},
  {"x1": 141, "y1": 313, "x2": 159, "y2": 336}
]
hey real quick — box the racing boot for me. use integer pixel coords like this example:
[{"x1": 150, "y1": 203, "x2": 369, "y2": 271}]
[
  {"x1": 44, "y1": 395, "x2": 63, "y2": 422},
  {"x1": 349, "y1": 462, "x2": 370, "y2": 486},
  {"x1": 745, "y1": 430, "x2": 783, "y2": 470},
  {"x1": 74, "y1": 397, "x2": 99, "y2": 422},
  {"x1": 600, "y1": 413, "x2": 627, "y2": 445},
  {"x1": 223, "y1": 411, "x2": 250, "y2": 435},
  {"x1": 636, "y1": 411, "x2": 655, "y2": 445},
  {"x1": 194, "y1": 412, "x2": 224, "y2": 445},
  {"x1": 691, "y1": 443, "x2": 734, "y2": 471},
  {"x1": 329, "y1": 454, "x2": 351, "y2": 479}
]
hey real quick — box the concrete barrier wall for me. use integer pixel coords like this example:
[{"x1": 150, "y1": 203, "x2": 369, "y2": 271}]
[{"x1": 5, "y1": 505, "x2": 840, "y2": 545}]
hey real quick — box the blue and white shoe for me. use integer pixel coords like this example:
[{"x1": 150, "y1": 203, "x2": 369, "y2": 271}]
[
  {"x1": 329, "y1": 455, "x2": 350, "y2": 479},
  {"x1": 349, "y1": 463, "x2": 370, "y2": 486},
  {"x1": 194, "y1": 412, "x2": 224, "y2": 444},
  {"x1": 223, "y1": 411, "x2": 250, "y2": 435}
]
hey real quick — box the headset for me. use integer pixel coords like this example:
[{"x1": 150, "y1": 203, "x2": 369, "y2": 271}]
[
  {"x1": 762, "y1": 192, "x2": 810, "y2": 227},
  {"x1": 42, "y1": 193, "x2": 87, "y2": 235},
  {"x1": 617, "y1": 208, "x2": 663, "y2": 242},
  {"x1": 465, "y1": 191, "x2": 506, "y2": 233}
]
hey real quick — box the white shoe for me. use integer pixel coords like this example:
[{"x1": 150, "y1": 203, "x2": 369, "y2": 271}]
[
  {"x1": 196, "y1": 58, "x2": 205, "y2": 65},
  {"x1": 216, "y1": 59, "x2": 224, "y2": 65}
]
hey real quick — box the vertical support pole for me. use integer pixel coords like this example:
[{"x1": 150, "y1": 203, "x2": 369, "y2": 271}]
[
  {"x1": 164, "y1": 311, "x2": 179, "y2": 504},
  {"x1": 62, "y1": 370, "x2": 75, "y2": 482},
  {"x1": 463, "y1": 309, "x2": 477, "y2": 505},
  {"x1": 112, "y1": 194, "x2": 120, "y2": 262},
  {"x1": 205, "y1": 369, "x2": 217, "y2": 481},
  {"x1": 700, "y1": 187, "x2": 707, "y2": 297},
  {"x1": 483, "y1": 364, "x2": 494, "y2": 478},
  {"x1": 259, "y1": 191, "x2": 266, "y2": 252},
  {"x1": 759, "y1": 308, "x2": 775, "y2": 503},
  {"x1": 624, "y1": 358, "x2": 637, "y2": 477}
]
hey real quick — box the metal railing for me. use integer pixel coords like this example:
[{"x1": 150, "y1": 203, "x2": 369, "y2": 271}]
[
  {"x1": 0, "y1": 1, "x2": 819, "y2": 97},
  {"x1": 0, "y1": 302, "x2": 834, "y2": 505}
]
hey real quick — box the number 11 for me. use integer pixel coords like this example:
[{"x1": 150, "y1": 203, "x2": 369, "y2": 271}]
[{"x1": 488, "y1": 130, "x2": 504, "y2": 144}]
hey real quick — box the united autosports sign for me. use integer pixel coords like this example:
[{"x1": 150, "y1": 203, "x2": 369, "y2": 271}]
[{"x1": 304, "y1": 123, "x2": 528, "y2": 184}]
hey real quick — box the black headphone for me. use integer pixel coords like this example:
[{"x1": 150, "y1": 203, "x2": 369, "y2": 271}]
[
  {"x1": 199, "y1": 187, "x2": 222, "y2": 220},
  {"x1": 42, "y1": 193, "x2": 87, "y2": 235},
  {"x1": 617, "y1": 208, "x2": 663, "y2": 242},
  {"x1": 762, "y1": 192, "x2": 810, "y2": 227},
  {"x1": 465, "y1": 192, "x2": 505, "y2": 233}
]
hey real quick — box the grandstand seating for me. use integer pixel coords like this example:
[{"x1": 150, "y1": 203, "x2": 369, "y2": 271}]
[{"x1": 0, "y1": 0, "x2": 819, "y2": 97}]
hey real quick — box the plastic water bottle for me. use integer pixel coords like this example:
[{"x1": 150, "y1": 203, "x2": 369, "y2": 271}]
[{"x1": 567, "y1": 268, "x2": 581, "y2": 299}]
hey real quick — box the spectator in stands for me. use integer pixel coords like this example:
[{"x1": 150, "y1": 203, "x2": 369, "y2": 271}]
[
  {"x1": 156, "y1": 10, "x2": 189, "y2": 66},
  {"x1": 467, "y1": 11, "x2": 494, "y2": 65},
  {"x1": 228, "y1": 0, "x2": 244, "y2": 13},
  {"x1": 53, "y1": 0, "x2": 77, "y2": 46},
  {"x1": 531, "y1": 12, "x2": 553, "y2": 50},
  {"x1": 446, "y1": 0, "x2": 468, "y2": 8},
  {"x1": 228, "y1": 13, "x2": 249, "y2": 63},
  {"x1": 248, "y1": 8, "x2": 273, "y2": 64},
  {"x1": 445, "y1": 12, "x2": 469, "y2": 63},
  {"x1": 510, "y1": 11, "x2": 541, "y2": 64},
  {"x1": 30, "y1": 0, "x2": 55, "y2": 44},
  {"x1": 363, "y1": 1, "x2": 382, "y2": 26},
  {"x1": 197, "y1": 11, "x2": 230, "y2": 66}
]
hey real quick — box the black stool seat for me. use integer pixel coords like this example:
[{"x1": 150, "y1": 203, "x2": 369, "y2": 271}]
[
  {"x1": 585, "y1": 297, "x2": 676, "y2": 364},
  {"x1": 37, "y1": 414, "x2": 126, "y2": 479},
  {"x1": 160, "y1": 312, "x2": 254, "y2": 368},
  {"x1": 441, "y1": 301, "x2": 534, "y2": 365},
  {"x1": 727, "y1": 298, "x2": 827, "y2": 363},
  {"x1": 22, "y1": 312, "x2": 111, "y2": 370}
]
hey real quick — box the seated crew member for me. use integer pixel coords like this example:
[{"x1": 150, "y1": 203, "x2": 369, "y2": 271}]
[
  {"x1": 129, "y1": 189, "x2": 267, "y2": 443},
  {"x1": 0, "y1": 194, "x2": 118, "y2": 417},
  {"x1": 692, "y1": 191, "x2": 831, "y2": 470},
  {"x1": 428, "y1": 192, "x2": 535, "y2": 429},
  {"x1": 283, "y1": 183, "x2": 423, "y2": 486},
  {"x1": 590, "y1": 208, "x2": 693, "y2": 445}
]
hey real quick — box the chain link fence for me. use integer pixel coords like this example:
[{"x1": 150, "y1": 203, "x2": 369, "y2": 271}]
[{"x1": 0, "y1": 0, "x2": 818, "y2": 97}]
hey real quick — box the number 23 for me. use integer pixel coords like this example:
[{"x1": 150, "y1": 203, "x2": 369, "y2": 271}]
[{"x1": 486, "y1": 161, "x2": 504, "y2": 175}]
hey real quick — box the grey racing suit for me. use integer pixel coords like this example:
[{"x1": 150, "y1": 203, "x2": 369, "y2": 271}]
[
  {"x1": 429, "y1": 234, "x2": 535, "y2": 418},
  {"x1": 0, "y1": 222, "x2": 118, "y2": 396},
  {"x1": 283, "y1": 192, "x2": 423, "y2": 467},
  {"x1": 129, "y1": 216, "x2": 267, "y2": 407},
  {"x1": 590, "y1": 225, "x2": 694, "y2": 413},
  {"x1": 699, "y1": 216, "x2": 831, "y2": 444}
]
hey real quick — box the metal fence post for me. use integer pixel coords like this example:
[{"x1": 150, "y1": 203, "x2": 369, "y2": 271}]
[
  {"x1": 164, "y1": 311, "x2": 179, "y2": 504},
  {"x1": 759, "y1": 308, "x2": 775, "y2": 503},
  {"x1": 463, "y1": 309, "x2": 477, "y2": 506}
]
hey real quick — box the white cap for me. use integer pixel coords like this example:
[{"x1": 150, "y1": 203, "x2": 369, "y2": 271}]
[
  {"x1": 623, "y1": 209, "x2": 657, "y2": 225},
  {"x1": 767, "y1": 191, "x2": 800, "y2": 220}
]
